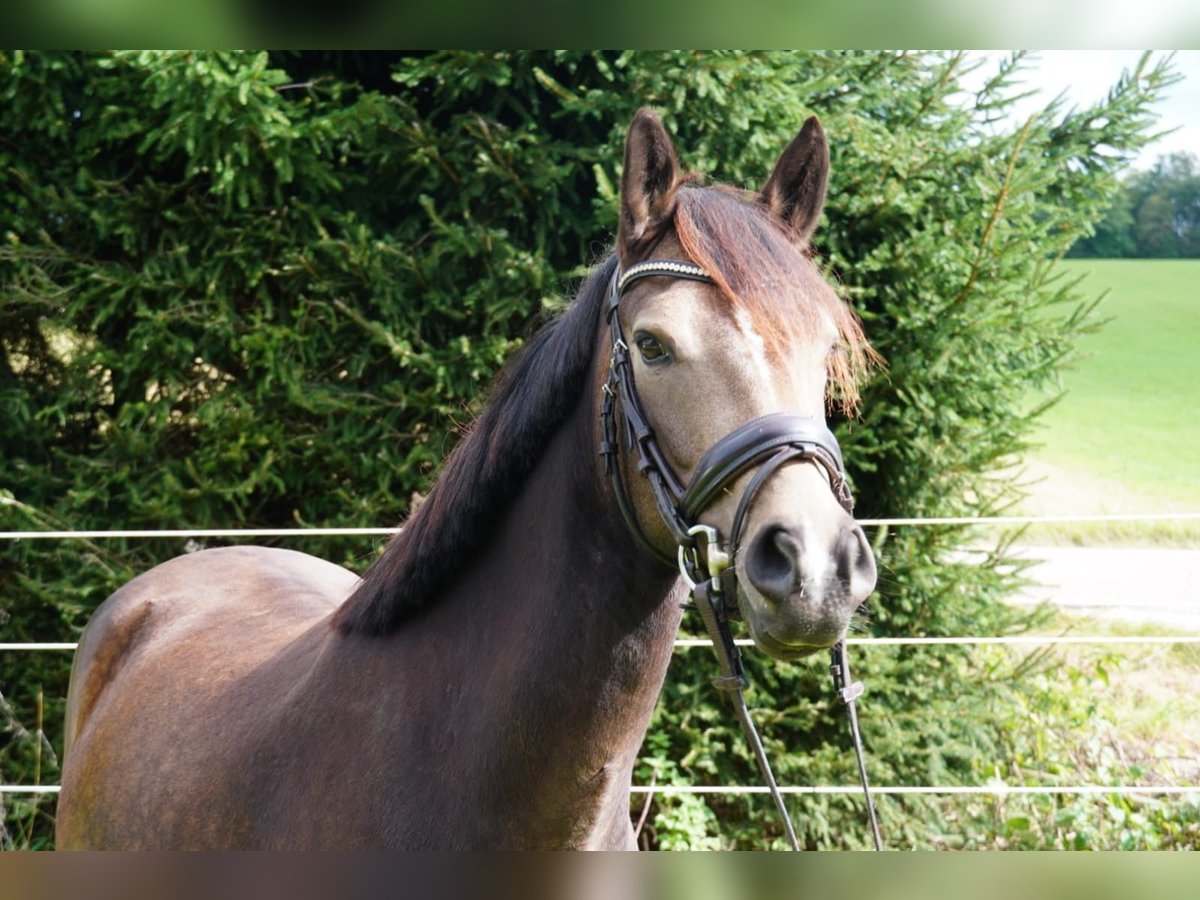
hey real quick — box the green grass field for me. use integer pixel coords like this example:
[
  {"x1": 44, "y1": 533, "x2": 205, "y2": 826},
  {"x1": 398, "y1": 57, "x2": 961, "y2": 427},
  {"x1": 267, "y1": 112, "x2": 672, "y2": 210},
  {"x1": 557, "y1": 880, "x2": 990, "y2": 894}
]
[{"x1": 1020, "y1": 259, "x2": 1200, "y2": 544}]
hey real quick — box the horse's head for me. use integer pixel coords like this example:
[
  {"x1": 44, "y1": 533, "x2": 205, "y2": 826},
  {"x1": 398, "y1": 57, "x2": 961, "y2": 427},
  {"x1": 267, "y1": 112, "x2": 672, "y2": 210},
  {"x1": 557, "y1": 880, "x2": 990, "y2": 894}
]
[{"x1": 606, "y1": 109, "x2": 876, "y2": 660}]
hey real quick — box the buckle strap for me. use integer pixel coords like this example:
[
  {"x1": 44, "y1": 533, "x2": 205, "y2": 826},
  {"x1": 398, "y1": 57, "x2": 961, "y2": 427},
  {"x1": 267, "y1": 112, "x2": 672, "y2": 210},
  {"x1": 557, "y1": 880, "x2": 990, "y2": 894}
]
[
  {"x1": 831, "y1": 641, "x2": 883, "y2": 850},
  {"x1": 692, "y1": 581, "x2": 747, "y2": 691},
  {"x1": 692, "y1": 577, "x2": 799, "y2": 851}
]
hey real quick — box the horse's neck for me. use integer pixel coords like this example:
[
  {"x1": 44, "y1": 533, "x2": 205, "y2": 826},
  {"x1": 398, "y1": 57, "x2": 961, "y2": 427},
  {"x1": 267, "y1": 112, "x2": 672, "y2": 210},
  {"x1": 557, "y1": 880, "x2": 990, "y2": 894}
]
[
  {"x1": 460, "y1": 391, "x2": 683, "y2": 841},
  {"x1": 351, "y1": 378, "x2": 683, "y2": 847},
  {"x1": 481, "y1": 386, "x2": 685, "y2": 701}
]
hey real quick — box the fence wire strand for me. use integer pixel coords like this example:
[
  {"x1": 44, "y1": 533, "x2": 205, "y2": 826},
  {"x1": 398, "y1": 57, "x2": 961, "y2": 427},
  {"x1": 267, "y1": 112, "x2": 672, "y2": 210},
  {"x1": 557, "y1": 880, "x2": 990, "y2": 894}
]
[
  {"x1": 3, "y1": 510, "x2": 1200, "y2": 541},
  {"x1": 6, "y1": 635, "x2": 1200, "y2": 653},
  {"x1": 5, "y1": 784, "x2": 1200, "y2": 797}
]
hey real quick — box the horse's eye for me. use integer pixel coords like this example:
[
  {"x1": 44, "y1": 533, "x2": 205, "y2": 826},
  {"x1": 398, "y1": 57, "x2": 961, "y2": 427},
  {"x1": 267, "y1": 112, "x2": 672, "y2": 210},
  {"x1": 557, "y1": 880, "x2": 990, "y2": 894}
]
[{"x1": 634, "y1": 333, "x2": 669, "y2": 364}]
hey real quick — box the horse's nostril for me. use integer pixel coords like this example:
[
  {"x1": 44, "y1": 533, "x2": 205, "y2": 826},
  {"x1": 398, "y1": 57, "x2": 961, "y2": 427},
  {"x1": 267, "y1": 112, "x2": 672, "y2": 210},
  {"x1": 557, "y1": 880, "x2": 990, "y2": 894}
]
[
  {"x1": 838, "y1": 525, "x2": 877, "y2": 598},
  {"x1": 746, "y1": 525, "x2": 801, "y2": 603},
  {"x1": 836, "y1": 528, "x2": 857, "y2": 584}
]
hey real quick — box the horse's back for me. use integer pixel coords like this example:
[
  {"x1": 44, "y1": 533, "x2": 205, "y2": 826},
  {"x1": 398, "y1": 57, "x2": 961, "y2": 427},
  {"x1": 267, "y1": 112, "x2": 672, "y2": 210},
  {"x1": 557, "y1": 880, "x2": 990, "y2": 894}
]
[{"x1": 58, "y1": 546, "x2": 358, "y2": 849}]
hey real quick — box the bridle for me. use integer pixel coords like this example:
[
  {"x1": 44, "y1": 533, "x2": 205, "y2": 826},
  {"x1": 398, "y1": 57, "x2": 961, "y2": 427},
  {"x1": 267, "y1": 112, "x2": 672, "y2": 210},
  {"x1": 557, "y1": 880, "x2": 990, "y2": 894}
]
[{"x1": 600, "y1": 258, "x2": 882, "y2": 851}]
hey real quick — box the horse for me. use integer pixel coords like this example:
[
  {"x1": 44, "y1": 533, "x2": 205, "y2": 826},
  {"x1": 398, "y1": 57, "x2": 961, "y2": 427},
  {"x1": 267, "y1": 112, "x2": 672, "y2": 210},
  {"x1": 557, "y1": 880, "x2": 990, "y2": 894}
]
[{"x1": 55, "y1": 109, "x2": 877, "y2": 850}]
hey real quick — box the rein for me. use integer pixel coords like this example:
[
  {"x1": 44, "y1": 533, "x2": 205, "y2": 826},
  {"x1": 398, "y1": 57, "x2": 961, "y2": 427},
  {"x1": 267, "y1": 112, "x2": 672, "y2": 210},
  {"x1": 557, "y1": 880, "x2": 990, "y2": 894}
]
[{"x1": 601, "y1": 259, "x2": 882, "y2": 851}]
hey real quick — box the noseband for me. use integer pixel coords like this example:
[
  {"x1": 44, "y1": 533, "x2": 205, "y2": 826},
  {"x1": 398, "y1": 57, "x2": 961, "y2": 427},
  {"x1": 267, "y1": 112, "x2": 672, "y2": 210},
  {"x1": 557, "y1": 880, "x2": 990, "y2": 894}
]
[{"x1": 600, "y1": 258, "x2": 882, "y2": 851}]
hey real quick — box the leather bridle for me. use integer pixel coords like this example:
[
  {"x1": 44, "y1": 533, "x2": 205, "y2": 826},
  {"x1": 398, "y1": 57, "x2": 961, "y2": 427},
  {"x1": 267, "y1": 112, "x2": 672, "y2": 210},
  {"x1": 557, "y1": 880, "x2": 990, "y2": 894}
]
[
  {"x1": 600, "y1": 260, "x2": 853, "y2": 567},
  {"x1": 600, "y1": 258, "x2": 882, "y2": 851}
]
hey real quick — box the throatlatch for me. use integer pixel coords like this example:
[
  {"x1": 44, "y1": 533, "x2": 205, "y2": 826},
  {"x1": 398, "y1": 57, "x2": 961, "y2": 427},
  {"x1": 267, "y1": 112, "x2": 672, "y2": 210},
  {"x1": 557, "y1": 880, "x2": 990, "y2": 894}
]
[{"x1": 601, "y1": 258, "x2": 882, "y2": 851}]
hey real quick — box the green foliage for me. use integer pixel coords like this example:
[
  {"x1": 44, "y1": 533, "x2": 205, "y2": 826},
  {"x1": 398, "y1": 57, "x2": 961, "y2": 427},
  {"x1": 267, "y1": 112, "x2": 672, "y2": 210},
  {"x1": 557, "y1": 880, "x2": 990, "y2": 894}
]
[
  {"x1": 1072, "y1": 151, "x2": 1200, "y2": 258},
  {"x1": 0, "y1": 51, "x2": 1180, "y2": 849},
  {"x1": 921, "y1": 642, "x2": 1200, "y2": 851}
]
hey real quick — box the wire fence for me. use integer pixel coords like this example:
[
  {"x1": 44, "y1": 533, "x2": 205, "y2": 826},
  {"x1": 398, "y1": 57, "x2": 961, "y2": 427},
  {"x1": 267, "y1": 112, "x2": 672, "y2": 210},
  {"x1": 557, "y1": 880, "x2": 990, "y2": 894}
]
[
  {"x1": 6, "y1": 635, "x2": 1200, "y2": 653},
  {"x1": 6, "y1": 784, "x2": 1200, "y2": 797},
  {"x1": 3, "y1": 511, "x2": 1199, "y2": 801},
  {"x1": 3, "y1": 511, "x2": 1200, "y2": 541}
]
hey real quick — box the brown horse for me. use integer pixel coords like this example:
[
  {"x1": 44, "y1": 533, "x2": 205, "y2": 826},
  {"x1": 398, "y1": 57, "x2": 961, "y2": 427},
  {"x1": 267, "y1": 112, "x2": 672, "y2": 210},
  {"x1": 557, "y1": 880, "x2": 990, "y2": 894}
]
[{"x1": 56, "y1": 110, "x2": 876, "y2": 849}]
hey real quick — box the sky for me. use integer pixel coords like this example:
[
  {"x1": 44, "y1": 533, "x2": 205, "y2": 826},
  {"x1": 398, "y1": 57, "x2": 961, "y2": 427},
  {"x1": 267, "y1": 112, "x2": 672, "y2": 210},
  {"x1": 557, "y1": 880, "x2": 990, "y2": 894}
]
[{"x1": 965, "y1": 50, "x2": 1199, "y2": 171}]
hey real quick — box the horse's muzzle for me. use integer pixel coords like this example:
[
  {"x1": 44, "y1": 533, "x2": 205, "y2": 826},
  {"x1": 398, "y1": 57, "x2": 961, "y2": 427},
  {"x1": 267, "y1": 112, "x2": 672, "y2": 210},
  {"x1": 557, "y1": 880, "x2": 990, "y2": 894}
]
[{"x1": 740, "y1": 519, "x2": 876, "y2": 658}]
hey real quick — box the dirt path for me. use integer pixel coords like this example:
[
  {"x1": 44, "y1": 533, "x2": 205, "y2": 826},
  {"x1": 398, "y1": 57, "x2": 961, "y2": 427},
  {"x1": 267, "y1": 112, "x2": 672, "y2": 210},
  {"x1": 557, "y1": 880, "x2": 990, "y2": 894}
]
[{"x1": 1010, "y1": 545, "x2": 1200, "y2": 630}]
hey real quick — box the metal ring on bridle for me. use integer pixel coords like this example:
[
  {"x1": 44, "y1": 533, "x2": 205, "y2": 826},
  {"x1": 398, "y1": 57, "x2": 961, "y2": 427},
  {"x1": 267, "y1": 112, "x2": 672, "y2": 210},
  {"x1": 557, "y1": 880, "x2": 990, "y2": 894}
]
[{"x1": 677, "y1": 524, "x2": 728, "y2": 591}]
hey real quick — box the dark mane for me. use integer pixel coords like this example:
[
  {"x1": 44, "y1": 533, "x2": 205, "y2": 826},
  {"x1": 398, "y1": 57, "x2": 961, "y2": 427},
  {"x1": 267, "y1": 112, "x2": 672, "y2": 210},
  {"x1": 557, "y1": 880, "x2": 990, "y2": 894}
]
[{"x1": 333, "y1": 255, "x2": 616, "y2": 635}]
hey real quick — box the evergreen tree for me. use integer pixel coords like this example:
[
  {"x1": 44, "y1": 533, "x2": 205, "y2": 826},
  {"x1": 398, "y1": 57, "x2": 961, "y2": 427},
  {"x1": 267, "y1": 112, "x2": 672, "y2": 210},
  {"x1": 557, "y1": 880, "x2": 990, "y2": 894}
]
[
  {"x1": 1073, "y1": 151, "x2": 1200, "y2": 258},
  {"x1": 1136, "y1": 191, "x2": 1182, "y2": 257},
  {"x1": 1069, "y1": 185, "x2": 1137, "y2": 257}
]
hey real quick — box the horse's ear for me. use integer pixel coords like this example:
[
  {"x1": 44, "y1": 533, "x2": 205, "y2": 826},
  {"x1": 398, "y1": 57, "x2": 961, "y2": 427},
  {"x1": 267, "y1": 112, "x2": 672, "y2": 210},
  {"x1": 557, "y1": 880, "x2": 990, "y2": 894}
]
[
  {"x1": 759, "y1": 116, "x2": 830, "y2": 244},
  {"x1": 619, "y1": 108, "x2": 681, "y2": 258}
]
